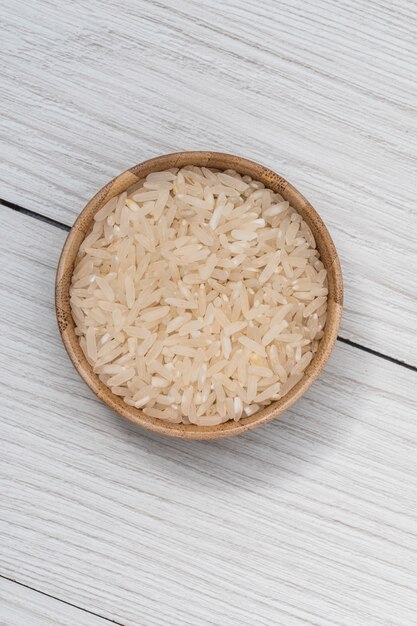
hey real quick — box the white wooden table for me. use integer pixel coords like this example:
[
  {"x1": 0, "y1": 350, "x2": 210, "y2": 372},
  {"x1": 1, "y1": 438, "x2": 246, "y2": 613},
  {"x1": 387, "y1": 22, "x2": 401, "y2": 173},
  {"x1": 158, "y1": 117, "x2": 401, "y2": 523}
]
[{"x1": 1, "y1": 1, "x2": 417, "y2": 624}]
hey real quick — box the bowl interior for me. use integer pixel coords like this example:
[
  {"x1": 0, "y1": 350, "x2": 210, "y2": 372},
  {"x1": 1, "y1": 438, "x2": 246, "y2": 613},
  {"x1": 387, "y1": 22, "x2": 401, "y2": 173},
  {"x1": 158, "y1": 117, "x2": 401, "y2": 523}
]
[{"x1": 56, "y1": 152, "x2": 343, "y2": 439}]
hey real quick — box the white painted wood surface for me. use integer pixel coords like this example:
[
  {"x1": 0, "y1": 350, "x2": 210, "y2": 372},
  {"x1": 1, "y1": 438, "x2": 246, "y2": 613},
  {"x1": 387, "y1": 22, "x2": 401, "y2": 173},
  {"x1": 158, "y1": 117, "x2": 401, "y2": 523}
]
[
  {"x1": 1, "y1": 0, "x2": 417, "y2": 623},
  {"x1": 0, "y1": 578, "x2": 110, "y2": 626},
  {"x1": 1, "y1": 0, "x2": 417, "y2": 364},
  {"x1": 1, "y1": 207, "x2": 417, "y2": 625}
]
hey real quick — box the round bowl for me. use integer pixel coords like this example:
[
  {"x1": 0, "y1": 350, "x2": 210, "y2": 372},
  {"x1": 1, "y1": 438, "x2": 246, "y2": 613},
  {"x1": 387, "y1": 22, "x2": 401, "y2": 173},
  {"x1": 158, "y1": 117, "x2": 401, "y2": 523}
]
[{"x1": 56, "y1": 151, "x2": 343, "y2": 440}]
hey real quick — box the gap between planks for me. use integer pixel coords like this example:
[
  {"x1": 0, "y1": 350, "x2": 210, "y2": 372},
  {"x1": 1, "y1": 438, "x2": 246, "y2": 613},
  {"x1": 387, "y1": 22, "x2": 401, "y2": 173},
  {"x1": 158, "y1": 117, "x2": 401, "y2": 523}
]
[
  {"x1": 0, "y1": 574, "x2": 124, "y2": 626},
  {"x1": 1, "y1": 197, "x2": 416, "y2": 376}
]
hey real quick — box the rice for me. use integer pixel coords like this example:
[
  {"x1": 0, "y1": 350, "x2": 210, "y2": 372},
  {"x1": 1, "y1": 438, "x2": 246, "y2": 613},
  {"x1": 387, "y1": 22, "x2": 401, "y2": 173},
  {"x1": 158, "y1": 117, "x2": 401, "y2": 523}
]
[{"x1": 70, "y1": 166, "x2": 328, "y2": 426}]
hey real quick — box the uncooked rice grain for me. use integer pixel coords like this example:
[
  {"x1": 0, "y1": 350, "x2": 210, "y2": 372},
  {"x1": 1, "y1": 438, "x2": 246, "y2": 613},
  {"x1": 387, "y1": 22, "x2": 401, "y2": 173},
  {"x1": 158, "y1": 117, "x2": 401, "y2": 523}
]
[{"x1": 70, "y1": 166, "x2": 328, "y2": 425}]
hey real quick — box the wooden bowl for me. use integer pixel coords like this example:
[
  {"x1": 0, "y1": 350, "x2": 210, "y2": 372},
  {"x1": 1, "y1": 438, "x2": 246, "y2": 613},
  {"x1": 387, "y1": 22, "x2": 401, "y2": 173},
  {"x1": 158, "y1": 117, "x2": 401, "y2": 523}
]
[{"x1": 56, "y1": 152, "x2": 343, "y2": 440}]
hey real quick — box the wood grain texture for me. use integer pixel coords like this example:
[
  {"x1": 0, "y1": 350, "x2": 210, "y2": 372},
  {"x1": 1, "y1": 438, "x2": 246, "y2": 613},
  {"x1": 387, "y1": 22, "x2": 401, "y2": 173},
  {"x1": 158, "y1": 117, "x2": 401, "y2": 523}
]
[
  {"x1": 0, "y1": 578, "x2": 112, "y2": 626},
  {"x1": 1, "y1": 0, "x2": 417, "y2": 365},
  {"x1": 1, "y1": 206, "x2": 417, "y2": 625}
]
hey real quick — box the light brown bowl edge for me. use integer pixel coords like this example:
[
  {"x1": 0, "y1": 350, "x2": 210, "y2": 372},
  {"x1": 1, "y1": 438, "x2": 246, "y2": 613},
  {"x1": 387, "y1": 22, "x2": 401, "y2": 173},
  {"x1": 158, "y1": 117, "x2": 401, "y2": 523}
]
[{"x1": 56, "y1": 151, "x2": 343, "y2": 440}]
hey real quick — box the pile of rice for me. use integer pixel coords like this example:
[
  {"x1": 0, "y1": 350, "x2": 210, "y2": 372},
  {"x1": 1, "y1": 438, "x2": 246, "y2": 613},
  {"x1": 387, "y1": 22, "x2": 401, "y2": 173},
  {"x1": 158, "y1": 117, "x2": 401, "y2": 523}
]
[{"x1": 70, "y1": 166, "x2": 328, "y2": 426}]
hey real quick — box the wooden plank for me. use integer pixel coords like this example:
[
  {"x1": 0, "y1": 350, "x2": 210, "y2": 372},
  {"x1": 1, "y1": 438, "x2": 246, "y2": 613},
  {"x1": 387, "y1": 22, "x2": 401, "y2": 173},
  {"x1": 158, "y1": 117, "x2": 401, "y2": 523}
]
[
  {"x1": 1, "y1": 0, "x2": 417, "y2": 364},
  {"x1": 1, "y1": 206, "x2": 416, "y2": 625},
  {"x1": 0, "y1": 578, "x2": 112, "y2": 626}
]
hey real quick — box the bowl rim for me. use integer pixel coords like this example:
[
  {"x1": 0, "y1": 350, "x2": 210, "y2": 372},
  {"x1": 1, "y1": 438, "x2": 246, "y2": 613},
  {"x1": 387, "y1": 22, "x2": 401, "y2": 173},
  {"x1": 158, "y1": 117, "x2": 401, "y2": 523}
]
[{"x1": 55, "y1": 151, "x2": 343, "y2": 440}]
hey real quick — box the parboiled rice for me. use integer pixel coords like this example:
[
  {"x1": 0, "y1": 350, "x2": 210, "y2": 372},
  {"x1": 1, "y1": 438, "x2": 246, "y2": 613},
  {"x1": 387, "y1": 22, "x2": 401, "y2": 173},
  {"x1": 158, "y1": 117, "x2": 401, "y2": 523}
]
[{"x1": 70, "y1": 166, "x2": 328, "y2": 426}]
